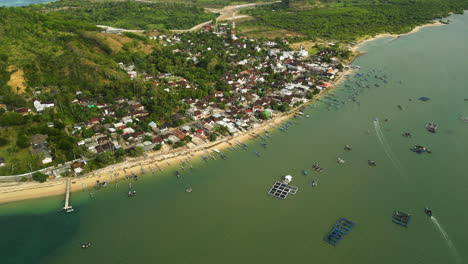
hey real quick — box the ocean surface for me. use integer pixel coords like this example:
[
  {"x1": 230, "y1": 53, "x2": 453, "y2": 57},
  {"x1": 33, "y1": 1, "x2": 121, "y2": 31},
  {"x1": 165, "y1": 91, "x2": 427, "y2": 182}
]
[
  {"x1": 1, "y1": 12, "x2": 468, "y2": 264},
  {"x1": 0, "y1": 0, "x2": 55, "y2": 7}
]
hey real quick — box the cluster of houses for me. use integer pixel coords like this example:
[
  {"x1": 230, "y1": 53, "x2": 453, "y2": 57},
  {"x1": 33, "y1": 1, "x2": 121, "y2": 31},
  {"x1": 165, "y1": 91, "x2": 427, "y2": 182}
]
[{"x1": 0, "y1": 23, "x2": 347, "y2": 176}]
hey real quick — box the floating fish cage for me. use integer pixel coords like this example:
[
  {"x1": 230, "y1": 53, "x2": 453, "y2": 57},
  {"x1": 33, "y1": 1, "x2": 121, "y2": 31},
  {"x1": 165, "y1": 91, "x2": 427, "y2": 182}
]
[
  {"x1": 392, "y1": 211, "x2": 411, "y2": 227},
  {"x1": 324, "y1": 218, "x2": 355, "y2": 246},
  {"x1": 267, "y1": 181, "x2": 298, "y2": 200}
]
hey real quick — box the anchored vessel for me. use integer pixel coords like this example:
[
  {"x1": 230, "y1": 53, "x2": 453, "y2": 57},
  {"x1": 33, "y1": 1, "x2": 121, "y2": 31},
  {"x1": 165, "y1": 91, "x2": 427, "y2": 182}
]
[
  {"x1": 324, "y1": 218, "x2": 355, "y2": 246},
  {"x1": 425, "y1": 122, "x2": 438, "y2": 133},
  {"x1": 411, "y1": 145, "x2": 432, "y2": 154},
  {"x1": 392, "y1": 211, "x2": 411, "y2": 227}
]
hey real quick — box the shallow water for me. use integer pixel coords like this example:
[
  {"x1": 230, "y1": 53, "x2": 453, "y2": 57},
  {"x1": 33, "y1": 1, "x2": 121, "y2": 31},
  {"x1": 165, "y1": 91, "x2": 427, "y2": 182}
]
[
  {"x1": 0, "y1": 0, "x2": 56, "y2": 7},
  {"x1": 1, "y1": 13, "x2": 468, "y2": 264}
]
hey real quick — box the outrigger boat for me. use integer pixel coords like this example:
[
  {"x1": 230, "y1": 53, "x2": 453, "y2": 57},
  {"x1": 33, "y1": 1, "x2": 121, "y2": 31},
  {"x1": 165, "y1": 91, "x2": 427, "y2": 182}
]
[
  {"x1": 401, "y1": 132, "x2": 412, "y2": 138},
  {"x1": 81, "y1": 242, "x2": 91, "y2": 249},
  {"x1": 312, "y1": 164, "x2": 324, "y2": 172},
  {"x1": 337, "y1": 158, "x2": 345, "y2": 164},
  {"x1": 253, "y1": 151, "x2": 261, "y2": 157},
  {"x1": 424, "y1": 208, "x2": 433, "y2": 217},
  {"x1": 175, "y1": 171, "x2": 181, "y2": 178},
  {"x1": 311, "y1": 180, "x2": 317, "y2": 187},
  {"x1": 186, "y1": 187, "x2": 192, "y2": 193},
  {"x1": 127, "y1": 190, "x2": 137, "y2": 197},
  {"x1": 411, "y1": 145, "x2": 432, "y2": 154},
  {"x1": 344, "y1": 145, "x2": 352, "y2": 151},
  {"x1": 368, "y1": 160, "x2": 376, "y2": 166}
]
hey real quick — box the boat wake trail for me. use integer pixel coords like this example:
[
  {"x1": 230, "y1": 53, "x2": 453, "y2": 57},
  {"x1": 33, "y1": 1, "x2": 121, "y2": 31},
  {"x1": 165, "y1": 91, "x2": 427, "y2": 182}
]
[
  {"x1": 373, "y1": 120, "x2": 405, "y2": 179},
  {"x1": 431, "y1": 216, "x2": 462, "y2": 264}
]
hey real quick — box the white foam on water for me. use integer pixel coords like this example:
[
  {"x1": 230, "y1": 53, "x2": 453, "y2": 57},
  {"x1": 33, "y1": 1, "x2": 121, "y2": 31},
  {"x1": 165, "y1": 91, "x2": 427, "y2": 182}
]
[
  {"x1": 373, "y1": 120, "x2": 406, "y2": 180},
  {"x1": 431, "y1": 216, "x2": 462, "y2": 264}
]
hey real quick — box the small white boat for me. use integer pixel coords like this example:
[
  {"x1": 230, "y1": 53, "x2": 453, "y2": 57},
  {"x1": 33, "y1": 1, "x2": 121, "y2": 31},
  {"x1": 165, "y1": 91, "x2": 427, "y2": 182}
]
[
  {"x1": 283, "y1": 175, "x2": 293, "y2": 184},
  {"x1": 337, "y1": 158, "x2": 345, "y2": 164},
  {"x1": 213, "y1": 149, "x2": 221, "y2": 153}
]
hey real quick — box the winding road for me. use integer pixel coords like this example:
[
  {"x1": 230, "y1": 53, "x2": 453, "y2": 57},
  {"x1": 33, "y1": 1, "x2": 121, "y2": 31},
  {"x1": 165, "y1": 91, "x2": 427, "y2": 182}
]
[{"x1": 97, "y1": 1, "x2": 280, "y2": 33}]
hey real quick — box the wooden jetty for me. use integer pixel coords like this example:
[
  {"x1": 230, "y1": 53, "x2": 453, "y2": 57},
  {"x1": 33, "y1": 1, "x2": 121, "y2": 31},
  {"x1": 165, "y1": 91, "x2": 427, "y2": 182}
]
[{"x1": 64, "y1": 178, "x2": 74, "y2": 212}]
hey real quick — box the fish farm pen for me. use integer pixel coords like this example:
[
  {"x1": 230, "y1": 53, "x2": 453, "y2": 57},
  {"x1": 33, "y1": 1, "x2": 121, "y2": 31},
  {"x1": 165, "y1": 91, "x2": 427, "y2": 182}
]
[
  {"x1": 392, "y1": 211, "x2": 411, "y2": 227},
  {"x1": 268, "y1": 181, "x2": 298, "y2": 200},
  {"x1": 324, "y1": 218, "x2": 355, "y2": 246}
]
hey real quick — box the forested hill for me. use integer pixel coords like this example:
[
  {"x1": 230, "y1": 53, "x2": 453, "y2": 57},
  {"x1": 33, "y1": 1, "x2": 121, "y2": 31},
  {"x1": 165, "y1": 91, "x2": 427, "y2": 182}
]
[
  {"x1": 247, "y1": 0, "x2": 468, "y2": 41},
  {"x1": 31, "y1": 0, "x2": 218, "y2": 30},
  {"x1": 0, "y1": 7, "x2": 138, "y2": 103}
]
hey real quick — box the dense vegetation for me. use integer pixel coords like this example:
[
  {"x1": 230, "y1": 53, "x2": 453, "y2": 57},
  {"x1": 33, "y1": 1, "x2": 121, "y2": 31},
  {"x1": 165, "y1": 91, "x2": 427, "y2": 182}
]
[
  {"x1": 33, "y1": 0, "x2": 218, "y2": 30},
  {"x1": 246, "y1": 0, "x2": 468, "y2": 41}
]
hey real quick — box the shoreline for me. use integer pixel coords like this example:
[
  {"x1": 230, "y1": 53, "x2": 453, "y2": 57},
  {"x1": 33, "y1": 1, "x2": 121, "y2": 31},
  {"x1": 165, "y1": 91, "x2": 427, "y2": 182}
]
[
  {"x1": 350, "y1": 21, "x2": 445, "y2": 52},
  {"x1": 0, "y1": 109, "x2": 300, "y2": 205},
  {"x1": 0, "y1": 20, "x2": 446, "y2": 206}
]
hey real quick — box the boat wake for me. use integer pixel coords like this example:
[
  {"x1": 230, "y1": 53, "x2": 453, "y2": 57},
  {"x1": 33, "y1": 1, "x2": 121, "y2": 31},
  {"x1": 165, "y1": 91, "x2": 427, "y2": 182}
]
[
  {"x1": 373, "y1": 120, "x2": 405, "y2": 179},
  {"x1": 431, "y1": 216, "x2": 462, "y2": 264}
]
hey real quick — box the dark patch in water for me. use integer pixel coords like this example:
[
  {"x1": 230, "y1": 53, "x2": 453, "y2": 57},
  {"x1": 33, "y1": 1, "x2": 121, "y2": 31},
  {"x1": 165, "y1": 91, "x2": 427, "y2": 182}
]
[{"x1": 0, "y1": 212, "x2": 80, "y2": 264}]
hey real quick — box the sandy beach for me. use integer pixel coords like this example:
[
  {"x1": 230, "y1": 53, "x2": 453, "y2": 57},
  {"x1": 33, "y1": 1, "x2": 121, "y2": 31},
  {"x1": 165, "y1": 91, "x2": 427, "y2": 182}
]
[
  {"x1": 0, "y1": 20, "x2": 447, "y2": 205},
  {"x1": 0, "y1": 109, "x2": 299, "y2": 205},
  {"x1": 350, "y1": 21, "x2": 445, "y2": 52}
]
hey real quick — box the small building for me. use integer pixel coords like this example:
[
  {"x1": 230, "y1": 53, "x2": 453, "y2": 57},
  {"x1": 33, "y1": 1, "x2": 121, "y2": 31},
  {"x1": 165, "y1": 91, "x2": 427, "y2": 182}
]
[{"x1": 71, "y1": 160, "x2": 86, "y2": 174}]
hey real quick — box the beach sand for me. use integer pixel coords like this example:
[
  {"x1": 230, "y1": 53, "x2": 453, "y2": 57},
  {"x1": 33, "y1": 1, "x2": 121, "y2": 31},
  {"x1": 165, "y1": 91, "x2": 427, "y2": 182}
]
[
  {"x1": 0, "y1": 111, "x2": 297, "y2": 205},
  {"x1": 0, "y1": 21, "x2": 446, "y2": 205},
  {"x1": 350, "y1": 21, "x2": 445, "y2": 52}
]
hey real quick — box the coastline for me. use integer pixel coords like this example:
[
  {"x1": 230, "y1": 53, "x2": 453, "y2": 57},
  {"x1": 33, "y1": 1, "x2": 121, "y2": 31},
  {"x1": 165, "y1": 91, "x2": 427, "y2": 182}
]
[
  {"x1": 0, "y1": 20, "x2": 447, "y2": 206},
  {"x1": 0, "y1": 110, "x2": 299, "y2": 205},
  {"x1": 350, "y1": 21, "x2": 445, "y2": 52}
]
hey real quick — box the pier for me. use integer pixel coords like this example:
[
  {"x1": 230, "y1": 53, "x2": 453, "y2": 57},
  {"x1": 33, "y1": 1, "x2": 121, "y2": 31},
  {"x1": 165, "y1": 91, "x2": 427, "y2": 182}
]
[{"x1": 63, "y1": 178, "x2": 73, "y2": 212}]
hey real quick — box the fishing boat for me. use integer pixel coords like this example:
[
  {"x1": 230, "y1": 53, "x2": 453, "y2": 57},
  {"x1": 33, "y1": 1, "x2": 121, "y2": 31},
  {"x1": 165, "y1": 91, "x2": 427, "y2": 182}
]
[
  {"x1": 401, "y1": 132, "x2": 412, "y2": 138},
  {"x1": 201, "y1": 155, "x2": 208, "y2": 161},
  {"x1": 186, "y1": 187, "x2": 192, "y2": 193},
  {"x1": 175, "y1": 171, "x2": 181, "y2": 178},
  {"x1": 127, "y1": 190, "x2": 137, "y2": 197},
  {"x1": 425, "y1": 122, "x2": 438, "y2": 133},
  {"x1": 424, "y1": 208, "x2": 433, "y2": 217},
  {"x1": 311, "y1": 180, "x2": 317, "y2": 187},
  {"x1": 368, "y1": 160, "x2": 376, "y2": 166},
  {"x1": 81, "y1": 242, "x2": 91, "y2": 249},
  {"x1": 344, "y1": 145, "x2": 352, "y2": 151},
  {"x1": 303, "y1": 170, "x2": 308, "y2": 176},
  {"x1": 213, "y1": 149, "x2": 221, "y2": 153},
  {"x1": 411, "y1": 145, "x2": 432, "y2": 154},
  {"x1": 254, "y1": 151, "x2": 261, "y2": 157},
  {"x1": 337, "y1": 158, "x2": 345, "y2": 164},
  {"x1": 65, "y1": 208, "x2": 75, "y2": 213},
  {"x1": 397, "y1": 105, "x2": 403, "y2": 110},
  {"x1": 260, "y1": 142, "x2": 268, "y2": 148}
]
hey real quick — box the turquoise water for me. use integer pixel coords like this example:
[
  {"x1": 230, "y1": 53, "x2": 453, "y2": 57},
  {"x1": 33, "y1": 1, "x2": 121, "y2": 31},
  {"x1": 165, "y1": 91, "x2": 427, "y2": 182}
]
[
  {"x1": 0, "y1": 0, "x2": 56, "y2": 7},
  {"x1": 2, "y1": 13, "x2": 468, "y2": 264}
]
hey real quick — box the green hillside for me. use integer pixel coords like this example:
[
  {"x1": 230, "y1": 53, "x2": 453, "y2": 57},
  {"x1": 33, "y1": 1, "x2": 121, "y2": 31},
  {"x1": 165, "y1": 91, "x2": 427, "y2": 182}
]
[{"x1": 245, "y1": 0, "x2": 468, "y2": 41}]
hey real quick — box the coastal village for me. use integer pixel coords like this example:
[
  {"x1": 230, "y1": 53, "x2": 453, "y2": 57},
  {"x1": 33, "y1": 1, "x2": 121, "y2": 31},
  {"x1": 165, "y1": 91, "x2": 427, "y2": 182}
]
[{"x1": 0, "y1": 23, "x2": 349, "y2": 179}]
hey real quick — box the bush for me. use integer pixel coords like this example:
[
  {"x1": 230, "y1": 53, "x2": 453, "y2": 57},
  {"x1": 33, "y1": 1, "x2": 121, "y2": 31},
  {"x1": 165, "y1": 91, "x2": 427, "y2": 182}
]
[
  {"x1": 0, "y1": 137, "x2": 8, "y2": 146},
  {"x1": 16, "y1": 135, "x2": 30, "y2": 149},
  {"x1": 32, "y1": 172, "x2": 48, "y2": 183}
]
